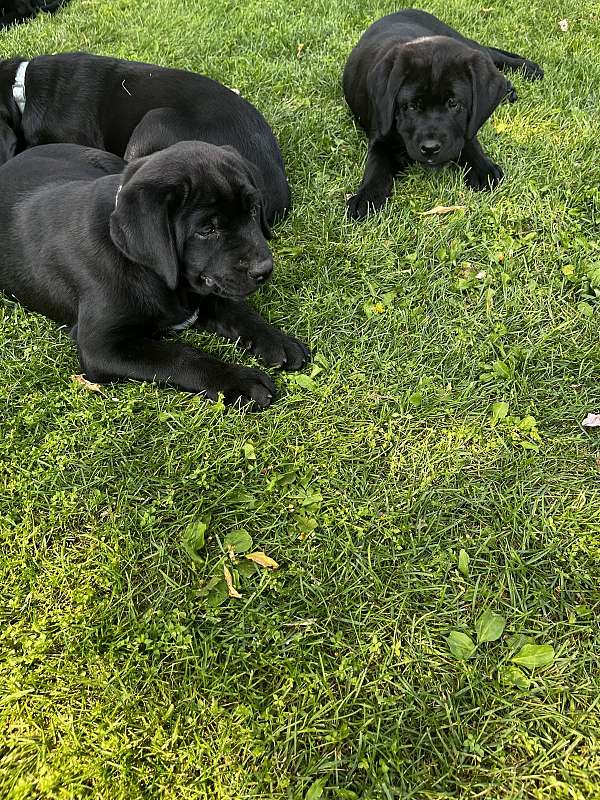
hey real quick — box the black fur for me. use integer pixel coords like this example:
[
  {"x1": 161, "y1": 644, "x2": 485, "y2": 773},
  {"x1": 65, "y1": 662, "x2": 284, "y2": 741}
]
[
  {"x1": 343, "y1": 9, "x2": 543, "y2": 219},
  {"x1": 0, "y1": 52, "x2": 290, "y2": 225},
  {"x1": 0, "y1": 142, "x2": 310, "y2": 409},
  {"x1": 0, "y1": 1, "x2": 68, "y2": 29}
]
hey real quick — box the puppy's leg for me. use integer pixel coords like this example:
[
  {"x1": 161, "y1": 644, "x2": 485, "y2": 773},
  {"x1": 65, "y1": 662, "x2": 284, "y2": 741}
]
[
  {"x1": 195, "y1": 297, "x2": 310, "y2": 371},
  {"x1": 76, "y1": 324, "x2": 276, "y2": 410},
  {"x1": 458, "y1": 138, "x2": 503, "y2": 191},
  {"x1": 486, "y1": 47, "x2": 544, "y2": 81},
  {"x1": 347, "y1": 142, "x2": 401, "y2": 221}
]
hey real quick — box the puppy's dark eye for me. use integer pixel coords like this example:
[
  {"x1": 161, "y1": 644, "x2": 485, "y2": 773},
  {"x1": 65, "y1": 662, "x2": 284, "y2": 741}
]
[
  {"x1": 447, "y1": 98, "x2": 461, "y2": 110},
  {"x1": 406, "y1": 101, "x2": 419, "y2": 111},
  {"x1": 195, "y1": 223, "x2": 216, "y2": 239}
]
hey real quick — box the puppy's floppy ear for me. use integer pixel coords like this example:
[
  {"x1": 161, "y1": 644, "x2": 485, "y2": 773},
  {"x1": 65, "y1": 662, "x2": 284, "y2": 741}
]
[
  {"x1": 366, "y1": 46, "x2": 408, "y2": 140},
  {"x1": 220, "y1": 145, "x2": 272, "y2": 239},
  {"x1": 258, "y1": 203, "x2": 272, "y2": 240},
  {"x1": 467, "y1": 53, "x2": 509, "y2": 139},
  {"x1": 0, "y1": 118, "x2": 18, "y2": 165},
  {"x1": 109, "y1": 156, "x2": 183, "y2": 290}
]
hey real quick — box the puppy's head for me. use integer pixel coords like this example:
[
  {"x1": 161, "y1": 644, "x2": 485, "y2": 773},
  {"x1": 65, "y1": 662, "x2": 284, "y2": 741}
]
[
  {"x1": 109, "y1": 141, "x2": 273, "y2": 298},
  {"x1": 367, "y1": 37, "x2": 509, "y2": 165}
]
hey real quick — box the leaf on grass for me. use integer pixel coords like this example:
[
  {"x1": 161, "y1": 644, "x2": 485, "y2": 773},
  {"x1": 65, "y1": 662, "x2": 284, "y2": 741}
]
[
  {"x1": 182, "y1": 516, "x2": 210, "y2": 561},
  {"x1": 246, "y1": 551, "x2": 279, "y2": 569},
  {"x1": 511, "y1": 643, "x2": 554, "y2": 669},
  {"x1": 274, "y1": 469, "x2": 299, "y2": 487},
  {"x1": 242, "y1": 442, "x2": 256, "y2": 460},
  {"x1": 582, "y1": 413, "x2": 600, "y2": 428},
  {"x1": 409, "y1": 391, "x2": 423, "y2": 407},
  {"x1": 237, "y1": 560, "x2": 259, "y2": 578},
  {"x1": 475, "y1": 610, "x2": 506, "y2": 643},
  {"x1": 297, "y1": 514, "x2": 318, "y2": 537},
  {"x1": 71, "y1": 374, "x2": 103, "y2": 394},
  {"x1": 458, "y1": 549, "x2": 469, "y2": 578},
  {"x1": 447, "y1": 631, "x2": 476, "y2": 660},
  {"x1": 493, "y1": 360, "x2": 511, "y2": 380},
  {"x1": 519, "y1": 440, "x2": 540, "y2": 451},
  {"x1": 205, "y1": 579, "x2": 229, "y2": 607},
  {"x1": 499, "y1": 665, "x2": 530, "y2": 689},
  {"x1": 577, "y1": 301, "x2": 594, "y2": 318},
  {"x1": 421, "y1": 205, "x2": 466, "y2": 216},
  {"x1": 305, "y1": 778, "x2": 327, "y2": 800},
  {"x1": 293, "y1": 374, "x2": 318, "y2": 392},
  {"x1": 490, "y1": 401, "x2": 509, "y2": 426},
  {"x1": 223, "y1": 565, "x2": 242, "y2": 598},
  {"x1": 223, "y1": 529, "x2": 253, "y2": 554}
]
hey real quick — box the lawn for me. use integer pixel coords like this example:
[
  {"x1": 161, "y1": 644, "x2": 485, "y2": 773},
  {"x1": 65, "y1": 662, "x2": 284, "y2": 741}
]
[{"x1": 1, "y1": 0, "x2": 599, "y2": 798}]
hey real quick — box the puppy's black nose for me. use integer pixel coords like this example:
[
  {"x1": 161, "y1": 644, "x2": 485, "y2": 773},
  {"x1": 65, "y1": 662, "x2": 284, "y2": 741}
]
[
  {"x1": 420, "y1": 139, "x2": 442, "y2": 157},
  {"x1": 248, "y1": 259, "x2": 273, "y2": 284}
]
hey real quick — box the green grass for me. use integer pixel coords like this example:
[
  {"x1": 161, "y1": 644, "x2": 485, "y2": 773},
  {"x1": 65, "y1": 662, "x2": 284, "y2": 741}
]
[{"x1": 1, "y1": 0, "x2": 599, "y2": 797}]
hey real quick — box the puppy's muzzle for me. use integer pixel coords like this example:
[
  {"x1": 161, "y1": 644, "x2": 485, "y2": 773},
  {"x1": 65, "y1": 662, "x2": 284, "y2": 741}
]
[{"x1": 248, "y1": 258, "x2": 273, "y2": 285}]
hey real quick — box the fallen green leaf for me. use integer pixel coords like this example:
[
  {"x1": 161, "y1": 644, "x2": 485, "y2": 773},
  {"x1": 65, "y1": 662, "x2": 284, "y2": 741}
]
[
  {"x1": 490, "y1": 401, "x2": 509, "y2": 425},
  {"x1": 293, "y1": 374, "x2": 318, "y2": 392},
  {"x1": 305, "y1": 777, "x2": 327, "y2": 800},
  {"x1": 243, "y1": 442, "x2": 256, "y2": 461},
  {"x1": 182, "y1": 516, "x2": 211, "y2": 562},
  {"x1": 475, "y1": 610, "x2": 506, "y2": 643},
  {"x1": 447, "y1": 631, "x2": 476, "y2": 660},
  {"x1": 511, "y1": 643, "x2": 555, "y2": 669},
  {"x1": 223, "y1": 529, "x2": 253, "y2": 554},
  {"x1": 205, "y1": 579, "x2": 228, "y2": 607},
  {"x1": 499, "y1": 665, "x2": 530, "y2": 689}
]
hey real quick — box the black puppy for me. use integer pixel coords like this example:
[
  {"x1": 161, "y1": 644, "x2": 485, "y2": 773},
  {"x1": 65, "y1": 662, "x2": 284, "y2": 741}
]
[
  {"x1": 0, "y1": 52, "x2": 290, "y2": 225},
  {"x1": 0, "y1": 142, "x2": 310, "y2": 409},
  {"x1": 0, "y1": 1, "x2": 67, "y2": 29},
  {"x1": 343, "y1": 9, "x2": 543, "y2": 219}
]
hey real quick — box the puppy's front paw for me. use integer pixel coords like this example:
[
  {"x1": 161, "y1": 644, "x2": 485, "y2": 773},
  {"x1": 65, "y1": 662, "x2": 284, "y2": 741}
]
[
  {"x1": 249, "y1": 330, "x2": 311, "y2": 371},
  {"x1": 207, "y1": 365, "x2": 276, "y2": 411},
  {"x1": 464, "y1": 159, "x2": 504, "y2": 191},
  {"x1": 347, "y1": 190, "x2": 389, "y2": 221},
  {"x1": 521, "y1": 60, "x2": 544, "y2": 81}
]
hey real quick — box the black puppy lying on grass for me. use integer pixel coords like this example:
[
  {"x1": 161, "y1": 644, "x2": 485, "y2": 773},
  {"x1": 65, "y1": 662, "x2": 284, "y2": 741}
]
[
  {"x1": 0, "y1": 52, "x2": 290, "y2": 226},
  {"x1": 0, "y1": 1, "x2": 68, "y2": 29},
  {"x1": 344, "y1": 9, "x2": 543, "y2": 220},
  {"x1": 0, "y1": 142, "x2": 309, "y2": 409}
]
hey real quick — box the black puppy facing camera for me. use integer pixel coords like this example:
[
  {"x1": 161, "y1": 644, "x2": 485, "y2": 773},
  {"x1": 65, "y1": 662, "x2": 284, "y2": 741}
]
[
  {"x1": 344, "y1": 9, "x2": 543, "y2": 220},
  {"x1": 0, "y1": 142, "x2": 310, "y2": 410}
]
